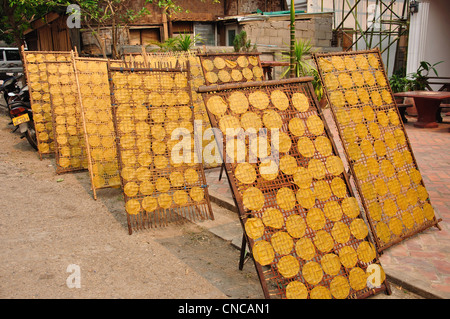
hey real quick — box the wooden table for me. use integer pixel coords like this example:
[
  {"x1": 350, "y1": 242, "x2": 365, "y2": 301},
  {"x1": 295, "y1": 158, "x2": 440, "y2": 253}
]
[
  {"x1": 260, "y1": 61, "x2": 290, "y2": 80},
  {"x1": 394, "y1": 91, "x2": 450, "y2": 128}
]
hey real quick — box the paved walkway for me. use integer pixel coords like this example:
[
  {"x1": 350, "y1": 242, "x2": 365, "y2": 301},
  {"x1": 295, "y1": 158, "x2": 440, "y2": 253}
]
[{"x1": 203, "y1": 110, "x2": 450, "y2": 299}]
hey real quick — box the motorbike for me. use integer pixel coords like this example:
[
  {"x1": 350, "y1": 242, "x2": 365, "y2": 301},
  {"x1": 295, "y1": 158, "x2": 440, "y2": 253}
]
[
  {"x1": 0, "y1": 75, "x2": 21, "y2": 118},
  {"x1": 7, "y1": 84, "x2": 38, "y2": 151}
]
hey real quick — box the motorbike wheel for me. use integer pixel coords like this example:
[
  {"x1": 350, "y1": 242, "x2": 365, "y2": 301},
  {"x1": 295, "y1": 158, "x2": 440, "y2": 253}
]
[{"x1": 25, "y1": 120, "x2": 38, "y2": 151}]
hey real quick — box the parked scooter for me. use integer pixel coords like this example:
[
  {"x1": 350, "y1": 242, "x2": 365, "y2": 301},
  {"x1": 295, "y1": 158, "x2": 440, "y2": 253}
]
[
  {"x1": 7, "y1": 85, "x2": 38, "y2": 150},
  {"x1": 0, "y1": 75, "x2": 21, "y2": 118}
]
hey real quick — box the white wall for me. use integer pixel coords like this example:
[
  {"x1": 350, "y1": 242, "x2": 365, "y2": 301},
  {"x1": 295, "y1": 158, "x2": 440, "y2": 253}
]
[{"x1": 422, "y1": 0, "x2": 450, "y2": 78}]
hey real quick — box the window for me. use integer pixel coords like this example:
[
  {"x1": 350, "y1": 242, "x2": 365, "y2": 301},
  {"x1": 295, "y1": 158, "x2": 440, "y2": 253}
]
[
  {"x1": 5, "y1": 49, "x2": 20, "y2": 61},
  {"x1": 227, "y1": 29, "x2": 236, "y2": 47},
  {"x1": 0, "y1": 50, "x2": 4, "y2": 61},
  {"x1": 194, "y1": 23, "x2": 216, "y2": 46}
]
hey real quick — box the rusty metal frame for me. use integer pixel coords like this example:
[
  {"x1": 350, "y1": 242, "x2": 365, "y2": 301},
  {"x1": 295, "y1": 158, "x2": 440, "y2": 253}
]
[
  {"x1": 198, "y1": 77, "x2": 390, "y2": 299},
  {"x1": 73, "y1": 57, "x2": 125, "y2": 199},
  {"x1": 313, "y1": 48, "x2": 441, "y2": 253},
  {"x1": 107, "y1": 63, "x2": 214, "y2": 234},
  {"x1": 20, "y1": 47, "x2": 77, "y2": 160},
  {"x1": 45, "y1": 57, "x2": 88, "y2": 174}
]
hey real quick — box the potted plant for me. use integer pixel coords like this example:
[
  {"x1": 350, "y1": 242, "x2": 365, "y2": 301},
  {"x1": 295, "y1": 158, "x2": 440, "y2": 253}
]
[
  {"x1": 389, "y1": 68, "x2": 411, "y2": 103},
  {"x1": 408, "y1": 60, "x2": 443, "y2": 90}
]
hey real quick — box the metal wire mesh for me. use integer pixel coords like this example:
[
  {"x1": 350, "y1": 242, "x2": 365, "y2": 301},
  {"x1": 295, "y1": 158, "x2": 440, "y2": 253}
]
[
  {"x1": 197, "y1": 52, "x2": 264, "y2": 85},
  {"x1": 46, "y1": 59, "x2": 88, "y2": 174},
  {"x1": 73, "y1": 57, "x2": 124, "y2": 198},
  {"x1": 122, "y1": 50, "x2": 220, "y2": 169},
  {"x1": 107, "y1": 64, "x2": 214, "y2": 234},
  {"x1": 199, "y1": 78, "x2": 389, "y2": 299},
  {"x1": 21, "y1": 49, "x2": 76, "y2": 159},
  {"x1": 313, "y1": 49, "x2": 440, "y2": 253}
]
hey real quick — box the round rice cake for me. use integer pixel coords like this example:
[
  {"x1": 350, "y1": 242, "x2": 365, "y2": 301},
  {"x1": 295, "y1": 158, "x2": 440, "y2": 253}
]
[
  {"x1": 306, "y1": 208, "x2": 326, "y2": 231},
  {"x1": 124, "y1": 182, "x2": 139, "y2": 197},
  {"x1": 323, "y1": 200, "x2": 343, "y2": 222},
  {"x1": 142, "y1": 196, "x2": 158, "y2": 212},
  {"x1": 331, "y1": 221, "x2": 350, "y2": 244},
  {"x1": 313, "y1": 180, "x2": 332, "y2": 202},
  {"x1": 279, "y1": 155, "x2": 298, "y2": 175},
  {"x1": 352, "y1": 72, "x2": 365, "y2": 87},
  {"x1": 295, "y1": 237, "x2": 316, "y2": 260},
  {"x1": 285, "y1": 281, "x2": 308, "y2": 299},
  {"x1": 293, "y1": 167, "x2": 312, "y2": 189},
  {"x1": 158, "y1": 193, "x2": 172, "y2": 209},
  {"x1": 243, "y1": 187, "x2": 264, "y2": 211},
  {"x1": 314, "y1": 136, "x2": 332, "y2": 157},
  {"x1": 330, "y1": 91, "x2": 346, "y2": 108},
  {"x1": 271, "y1": 231, "x2": 293, "y2": 255},
  {"x1": 262, "y1": 208, "x2": 284, "y2": 229},
  {"x1": 292, "y1": 93, "x2": 310, "y2": 111},
  {"x1": 355, "y1": 55, "x2": 369, "y2": 70},
  {"x1": 339, "y1": 246, "x2": 358, "y2": 268},
  {"x1": 218, "y1": 69, "x2": 231, "y2": 82},
  {"x1": 357, "y1": 241, "x2": 376, "y2": 263},
  {"x1": 240, "y1": 111, "x2": 262, "y2": 131},
  {"x1": 318, "y1": 58, "x2": 333, "y2": 72},
  {"x1": 331, "y1": 56, "x2": 345, "y2": 71},
  {"x1": 252, "y1": 240, "x2": 274, "y2": 266},
  {"x1": 296, "y1": 188, "x2": 316, "y2": 209},
  {"x1": 173, "y1": 190, "x2": 189, "y2": 206},
  {"x1": 231, "y1": 69, "x2": 243, "y2": 81},
  {"x1": 303, "y1": 261, "x2": 323, "y2": 285},
  {"x1": 350, "y1": 218, "x2": 369, "y2": 240},
  {"x1": 344, "y1": 56, "x2": 357, "y2": 71},
  {"x1": 308, "y1": 158, "x2": 326, "y2": 180},
  {"x1": 228, "y1": 91, "x2": 249, "y2": 114},
  {"x1": 349, "y1": 267, "x2": 367, "y2": 291},
  {"x1": 202, "y1": 59, "x2": 214, "y2": 72},
  {"x1": 310, "y1": 286, "x2": 332, "y2": 299},
  {"x1": 236, "y1": 56, "x2": 249, "y2": 68},
  {"x1": 242, "y1": 68, "x2": 253, "y2": 80},
  {"x1": 235, "y1": 162, "x2": 257, "y2": 184},
  {"x1": 313, "y1": 230, "x2": 334, "y2": 253},
  {"x1": 288, "y1": 117, "x2": 305, "y2": 136},
  {"x1": 213, "y1": 57, "x2": 226, "y2": 69},
  {"x1": 389, "y1": 217, "x2": 404, "y2": 236},
  {"x1": 206, "y1": 95, "x2": 228, "y2": 116},
  {"x1": 297, "y1": 136, "x2": 315, "y2": 158},
  {"x1": 262, "y1": 109, "x2": 282, "y2": 129},
  {"x1": 248, "y1": 91, "x2": 269, "y2": 110},
  {"x1": 276, "y1": 187, "x2": 296, "y2": 211},
  {"x1": 324, "y1": 73, "x2": 339, "y2": 91},
  {"x1": 330, "y1": 276, "x2": 350, "y2": 299},
  {"x1": 306, "y1": 114, "x2": 324, "y2": 136},
  {"x1": 338, "y1": 73, "x2": 353, "y2": 89},
  {"x1": 190, "y1": 186, "x2": 204, "y2": 202},
  {"x1": 259, "y1": 159, "x2": 278, "y2": 181},
  {"x1": 285, "y1": 214, "x2": 306, "y2": 238},
  {"x1": 125, "y1": 199, "x2": 141, "y2": 215},
  {"x1": 271, "y1": 90, "x2": 289, "y2": 111},
  {"x1": 345, "y1": 90, "x2": 359, "y2": 106},
  {"x1": 277, "y1": 255, "x2": 299, "y2": 279}
]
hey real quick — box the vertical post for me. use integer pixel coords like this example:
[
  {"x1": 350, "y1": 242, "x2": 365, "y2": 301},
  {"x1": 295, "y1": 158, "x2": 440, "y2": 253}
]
[{"x1": 290, "y1": 0, "x2": 295, "y2": 78}]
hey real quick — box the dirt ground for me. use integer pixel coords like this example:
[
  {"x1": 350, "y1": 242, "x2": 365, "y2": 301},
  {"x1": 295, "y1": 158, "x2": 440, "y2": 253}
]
[{"x1": 0, "y1": 113, "x2": 423, "y2": 299}]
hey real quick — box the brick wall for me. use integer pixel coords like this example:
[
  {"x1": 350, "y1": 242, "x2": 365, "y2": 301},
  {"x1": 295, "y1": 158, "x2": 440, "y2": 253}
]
[{"x1": 241, "y1": 13, "x2": 333, "y2": 49}]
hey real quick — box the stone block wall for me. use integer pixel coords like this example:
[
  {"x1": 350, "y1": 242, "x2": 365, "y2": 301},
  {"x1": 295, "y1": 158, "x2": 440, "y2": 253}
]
[{"x1": 241, "y1": 12, "x2": 333, "y2": 50}]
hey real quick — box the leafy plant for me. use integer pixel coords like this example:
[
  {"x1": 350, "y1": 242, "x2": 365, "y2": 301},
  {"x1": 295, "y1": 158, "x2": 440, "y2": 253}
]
[
  {"x1": 408, "y1": 60, "x2": 444, "y2": 90},
  {"x1": 280, "y1": 39, "x2": 315, "y2": 78},
  {"x1": 233, "y1": 30, "x2": 255, "y2": 52},
  {"x1": 175, "y1": 33, "x2": 203, "y2": 51},
  {"x1": 389, "y1": 68, "x2": 411, "y2": 93},
  {"x1": 280, "y1": 39, "x2": 324, "y2": 102}
]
